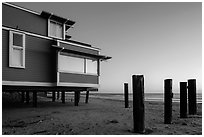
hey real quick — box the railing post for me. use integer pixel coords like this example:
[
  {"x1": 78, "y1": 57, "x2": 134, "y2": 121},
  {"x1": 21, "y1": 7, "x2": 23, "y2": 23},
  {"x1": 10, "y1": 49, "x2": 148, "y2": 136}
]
[
  {"x1": 164, "y1": 79, "x2": 173, "y2": 124},
  {"x1": 132, "y1": 75, "x2": 145, "y2": 133},
  {"x1": 188, "y1": 79, "x2": 197, "y2": 115},
  {"x1": 124, "y1": 83, "x2": 129, "y2": 108},
  {"x1": 180, "y1": 82, "x2": 187, "y2": 118}
]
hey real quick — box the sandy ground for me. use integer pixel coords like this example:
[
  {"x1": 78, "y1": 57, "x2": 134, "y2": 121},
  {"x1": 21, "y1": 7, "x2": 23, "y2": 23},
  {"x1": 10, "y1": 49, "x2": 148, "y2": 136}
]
[{"x1": 2, "y1": 93, "x2": 202, "y2": 135}]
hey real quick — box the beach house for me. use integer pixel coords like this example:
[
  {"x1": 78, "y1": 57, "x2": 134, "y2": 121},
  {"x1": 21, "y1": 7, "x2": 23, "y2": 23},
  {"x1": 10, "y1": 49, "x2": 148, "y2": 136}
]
[{"x1": 2, "y1": 3, "x2": 111, "y2": 106}]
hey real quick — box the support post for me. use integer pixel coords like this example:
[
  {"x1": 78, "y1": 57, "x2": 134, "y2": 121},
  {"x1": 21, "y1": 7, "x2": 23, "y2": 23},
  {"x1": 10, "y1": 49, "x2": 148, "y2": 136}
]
[
  {"x1": 57, "y1": 91, "x2": 60, "y2": 99},
  {"x1": 180, "y1": 82, "x2": 187, "y2": 118},
  {"x1": 61, "y1": 91, "x2": 65, "y2": 104},
  {"x1": 188, "y1": 79, "x2": 197, "y2": 115},
  {"x1": 85, "y1": 90, "x2": 89, "y2": 104},
  {"x1": 132, "y1": 75, "x2": 145, "y2": 133},
  {"x1": 26, "y1": 91, "x2": 29, "y2": 104},
  {"x1": 164, "y1": 79, "x2": 173, "y2": 124},
  {"x1": 52, "y1": 91, "x2": 55, "y2": 102},
  {"x1": 124, "y1": 83, "x2": 129, "y2": 108},
  {"x1": 21, "y1": 91, "x2": 25, "y2": 103},
  {"x1": 75, "y1": 91, "x2": 80, "y2": 106},
  {"x1": 33, "y1": 91, "x2": 37, "y2": 107}
]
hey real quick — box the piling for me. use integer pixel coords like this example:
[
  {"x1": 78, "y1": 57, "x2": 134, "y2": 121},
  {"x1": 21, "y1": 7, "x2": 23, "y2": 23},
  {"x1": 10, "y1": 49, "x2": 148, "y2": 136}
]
[
  {"x1": 26, "y1": 91, "x2": 29, "y2": 104},
  {"x1": 21, "y1": 91, "x2": 25, "y2": 103},
  {"x1": 57, "y1": 91, "x2": 60, "y2": 99},
  {"x1": 75, "y1": 91, "x2": 80, "y2": 106},
  {"x1": 188, "y1": 79, "x2": 197, "y2": 115},
  {"x1": 52, "y1": 91, "x2": 55, "y2": 102},
  {"x1": 124, "y1": 83, "x2": 129, "y2": 108},
  {"x1": 61, "y1": 91, "x2": 65, "y2": 104},
  {"x1": 33, "y1": 91, "x2": 37, "y2": 107},
  {"x1": 180, "y1": 82, "x2": 187, "y2": 118},
  {"x1": 85, "y1": 90, "x2": 89, "y2": 104},
  {"x1": 164, "y1": 79, "x2": 173, "y2": 124},
  {"x1": 132, "y1": 75, "x2": 145, "y2": 133}
]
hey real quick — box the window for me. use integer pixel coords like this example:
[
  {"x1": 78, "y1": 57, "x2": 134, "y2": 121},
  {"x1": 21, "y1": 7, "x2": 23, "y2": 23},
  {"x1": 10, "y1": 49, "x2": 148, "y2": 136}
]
[
  {"x1": 9, "y1": 31, "x2": 25, "y2": 68},
  {"x1": 86, "y1": 59, "x2": 98, "y2": 75},
  {"x1": 58, "y1": 54, "x2": 84, "y2": 73},
  {"x1": 49, "y1": 20, "x2": 63, "y2": 39},
  {"x1": 58, "y1": 53, "x2": 98, "y2": 75}
]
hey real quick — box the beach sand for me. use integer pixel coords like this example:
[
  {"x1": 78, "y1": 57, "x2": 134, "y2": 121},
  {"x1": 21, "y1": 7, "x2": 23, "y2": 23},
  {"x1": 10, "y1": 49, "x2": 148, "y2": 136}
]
[{"x1": 2, "y1": 93, "x2": 202, "y2": 135}]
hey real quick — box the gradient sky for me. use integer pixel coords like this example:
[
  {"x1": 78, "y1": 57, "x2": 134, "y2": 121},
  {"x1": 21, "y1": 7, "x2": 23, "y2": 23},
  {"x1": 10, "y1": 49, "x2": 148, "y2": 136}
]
[{"x1": 11, "y1": 2, "x2": 202, "y2": 93}]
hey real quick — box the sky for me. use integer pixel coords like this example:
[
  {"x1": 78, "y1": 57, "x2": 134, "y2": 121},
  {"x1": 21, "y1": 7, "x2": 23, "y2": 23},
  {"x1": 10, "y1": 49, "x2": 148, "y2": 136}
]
[{"x1": 10, "y1": 2, "x2": 202, "y2": 93}]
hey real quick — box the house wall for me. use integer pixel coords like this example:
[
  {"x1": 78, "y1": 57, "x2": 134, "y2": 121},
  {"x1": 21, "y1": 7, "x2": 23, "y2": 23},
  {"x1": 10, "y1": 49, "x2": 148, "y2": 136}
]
[
  {"x1": 2, "y1": 3, "x2": 100, "y2": 88},
  {"x1": 2, "y1": 29, "x2": 57, "y2": 83},
  {"x1": 59, "y1": 72, "x2": 98, "y2": 84},
  {"x1": 2, "y1": 4, "x2": 47, "y2": 36}
]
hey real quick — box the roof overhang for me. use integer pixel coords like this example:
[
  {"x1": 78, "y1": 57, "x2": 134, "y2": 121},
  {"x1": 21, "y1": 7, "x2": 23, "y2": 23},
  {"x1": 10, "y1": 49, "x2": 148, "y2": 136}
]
[
  {"x1": 41, "y1": 11, "x2": 75, "y2": 28},
  {"x1": 52, "y1": 45, "x2": 111, "y2": 61}
]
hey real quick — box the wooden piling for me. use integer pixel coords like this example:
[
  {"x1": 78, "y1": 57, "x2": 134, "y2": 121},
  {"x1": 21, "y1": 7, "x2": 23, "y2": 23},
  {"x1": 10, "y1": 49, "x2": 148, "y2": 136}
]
[
  {"x1": 61, "y1": 91, "x2": 65, "y2": 104},
  {"x1": 57, "y1": 91, "x2": 60, "y2": 99},
  {"x1": 164, "y1": 79, "x2": 173, "y2": 124},
  {"x1": 188, "y1": 79, "x2": 197, "y2": 115},
  {"x1": 75, "y1": 91, "x2": 80, "y2": 106},
  {"x1": 124, "y1": 83, "x2": 129, "y2": 108},
  {"x1": 52, "y1": 91, "x2": 55, "y2": 102},
  {"x1": 21, "y1": 91, "x2": 25, "y2": 103},
  {"x1": 26, "y1": 91, "x2": 29, "y2": 104},
  {"x1": 85, "y1": 90, "x2": 89, "y2": 104},
  {"x1": 33, "y1": 91, "x2": 37, "y2": 107},
  {"x1": 132, "y1": 75, "x2": 145, "y2": 133},
  {"x1": 180, "y1": 82, "x2": 187, "y2": 118}
]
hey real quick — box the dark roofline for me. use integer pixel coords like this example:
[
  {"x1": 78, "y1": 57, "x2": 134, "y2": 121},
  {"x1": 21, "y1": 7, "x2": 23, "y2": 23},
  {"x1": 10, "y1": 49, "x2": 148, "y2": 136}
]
[
  {"x1": 41, "y1": 11, "x2": 75, "y2": 26},
  {"x1": 4, "y1": 3, "x2": 75, "y2": 26},
  {"x1": 4, "y1": 2, "x2": 40, "y2": 15},
  {"x1": 52, "y1": 45, "x2": 111, "y2": 61}
]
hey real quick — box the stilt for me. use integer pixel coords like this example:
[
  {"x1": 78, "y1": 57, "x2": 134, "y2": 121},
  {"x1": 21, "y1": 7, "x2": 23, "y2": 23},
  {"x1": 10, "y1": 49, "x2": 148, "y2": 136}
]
[
  {"x1": 61, "y1": 91, "x2": 65, "y2": 104},
  {"x1": 21, "y1": 91, "x2": 25, "y2": 103},
  {"x1": 57, "y1": 91, "x2": 60, "y2": 99},
  {"x1": 75, "y1": 91, "x2": 80, "y2": 106},
  {"x1": 44, "y1": 91, "x2": 47, "y2": 96},
  {"x1": 26, "y1": 91, "x2": 29, "y2": 104},
  {"x1": 52, "y1": 91, "x2": 55, "y2": 102},
  {"x1": 33, "y1": 91, "x2": 37, "y2": 107},
  {"x1": 85, "y1": 90, "x2": 89, "y2": 103}
]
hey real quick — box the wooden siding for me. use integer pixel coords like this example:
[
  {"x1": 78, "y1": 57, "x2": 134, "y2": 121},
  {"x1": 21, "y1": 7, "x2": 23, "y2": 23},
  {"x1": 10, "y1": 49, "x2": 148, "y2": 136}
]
[
  {"x1": 2, "y1": 4, "x2": 47, "y2": 36},
  {"x1": 59, "y1": 72, "x2": 99, "y2": 84},
  {"x1": 60, "y1": 42, "x2": 99, "y2": 55},
  {"x1": 2, "y1": 29, "x2": 57, "y2": 82}
]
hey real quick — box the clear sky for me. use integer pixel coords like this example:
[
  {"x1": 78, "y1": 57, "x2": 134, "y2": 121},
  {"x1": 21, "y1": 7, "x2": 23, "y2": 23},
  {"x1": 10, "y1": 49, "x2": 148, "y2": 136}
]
[{"x1": 11, "y1": 2, "x2": 202, "y2": 93}]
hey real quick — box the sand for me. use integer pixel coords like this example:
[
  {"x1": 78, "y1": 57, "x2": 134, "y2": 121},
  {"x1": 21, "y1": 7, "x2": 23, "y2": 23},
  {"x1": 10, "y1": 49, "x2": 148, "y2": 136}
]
[{"x1": 2, "y1": 93, "x2": 202, "y2": 135}]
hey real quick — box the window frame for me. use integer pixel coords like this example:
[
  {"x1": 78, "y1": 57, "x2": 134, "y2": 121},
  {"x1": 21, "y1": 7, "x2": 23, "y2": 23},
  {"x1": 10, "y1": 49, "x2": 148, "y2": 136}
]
[
  {"x1": 9, "y1": 31, "x2": 25, "y2": 68},
  {"x1": 85, "y1": 58, "x2": 98, "y2": 75},
  {"x1": 48, "y1": 19, "x2": 65, "y2": 40},
  {"x1": 58, "y1": 52, "x2": 99, "y2": 76}
]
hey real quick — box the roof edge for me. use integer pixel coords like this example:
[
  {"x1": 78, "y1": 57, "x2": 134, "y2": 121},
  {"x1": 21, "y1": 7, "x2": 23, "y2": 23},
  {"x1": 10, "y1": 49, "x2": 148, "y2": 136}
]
[{"x1": 3, "y1": 2, "x2": 40, "y2": 15}]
